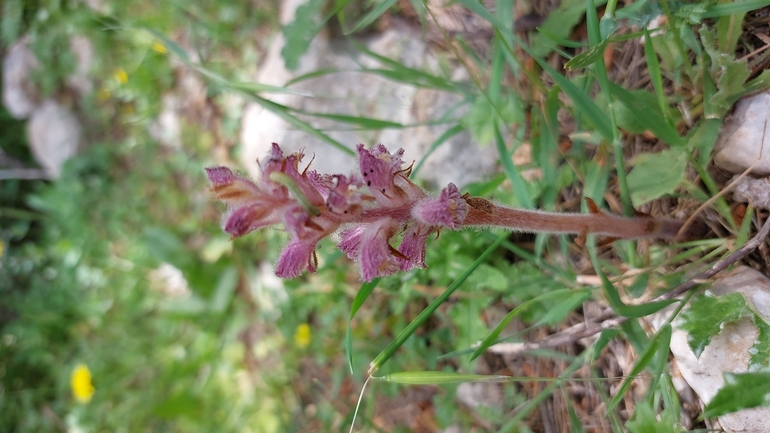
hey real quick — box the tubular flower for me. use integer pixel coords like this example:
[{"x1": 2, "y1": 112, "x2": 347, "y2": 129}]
[{"x1": 207, "y1": 143, "x2": 686, "y2": 281}]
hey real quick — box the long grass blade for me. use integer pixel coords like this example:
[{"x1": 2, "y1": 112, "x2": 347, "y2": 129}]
[
  {"x1": 346, "y1": 278, "x2": 380, "y2": 373},
  {"x1": 368, "y1": 233, "x2": 507, "y2": 374}
]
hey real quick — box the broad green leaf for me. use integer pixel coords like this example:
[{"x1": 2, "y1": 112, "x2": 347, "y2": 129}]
[
  {"x1": 679, "y1": 293, "x2": 747, "y2": 358},
  {"x1": 627, "y1": 399, "x2": 680, "y2": 433},
  {"x1": 609, "y1": 84, "x2": 684, "y2": 146},
  {"x1": 463, "y1": 95, "x2": 522, "y2": 146},
  {"x1": 210, "y1": 266, "x2": 238, "y2": 313},
  {"x1": 749, "y1": 313, "x2": 770, "y2": 371},
  {"x1": 703, "y1": 371, "x2": 770, "y2": 417},
  {"x1": 1, "y1": 0, "x2": 22, "y2": 44},
  {"x1": 627, "y1": 148, "x2": 688, "y2": 207},
  {"x1": 281, "y1": 0, "x2": 326, "y2": 70},
  {"x1": 345, "y1": 278, "x2": 380, "y2": 373}
]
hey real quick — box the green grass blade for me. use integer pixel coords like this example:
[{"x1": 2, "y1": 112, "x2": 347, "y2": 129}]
[
  {"x1": 368, "y1": 233, "x2": 507, "y2": 374},
  {"x1": 643, "y1": 28, "x2": 672, "y2": 128},
  {"x1": 606, "y1": 324, "x2": 670, "y2": 413},
  {"x1": 497, "y1": 352, "x2": 587, "y2": 433},
  {"x1": 470, "y1": 289, "x2": 580, "y2": 361},
  {"x1": 494, "y1": 123, "x2": 533, "y2": 208},
  {"x1": 378, "y1": 371, "x2": 511, "y2": 385},
  {"x1": 343, "y1": 0, "x2": 399, "y2": 35},
  {"x1": 457, "y1": 0, "x2": 614, "y2": 142},
  {"x1": 411, "y1": 124, "x2": 465, "y2": 178},
  {"x1": 588, "y1": 238, "x2": 676, "y2": 317},
  {"x1": 702, "y1": 0, "x2": 770, "y2": 18},
  {"x1": 346, "y1": 278, "x2": 380, "y2": 373}
]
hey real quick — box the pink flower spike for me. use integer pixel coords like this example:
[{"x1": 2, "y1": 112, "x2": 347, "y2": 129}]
[
  {"x1": 276, "y1": 239, "x2": 317, "y2": 278},
  {"x1": 397, "y1": 224, "x2": 431, "y2": 271},
  {"x1": 338, "y1": 226, "x2": 365, "y2": 260},
  {"x1": 223, "y1": 204, "x2": 277, "y2": 237},
  {"x1": 359, "y1": 218, "x2": 400, "y2": 281},
  {"x1": 205, "y1": 166, "x2": 235, "y2": 186},
  {"x1": 412, "y1": 183, "x2": 468, "y2": 229},
  {"x1": 357, "y1": 144, "x2": 406, "y2": 202}
]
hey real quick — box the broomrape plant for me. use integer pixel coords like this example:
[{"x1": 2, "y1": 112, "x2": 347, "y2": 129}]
[{"x1": 207, "y1": 143, "x2": 686, "y2": 281}]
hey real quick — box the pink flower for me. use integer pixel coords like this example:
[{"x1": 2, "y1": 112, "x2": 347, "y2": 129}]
[{"x1": 208, "y1": 142, "x2": 684, "y2": 281}]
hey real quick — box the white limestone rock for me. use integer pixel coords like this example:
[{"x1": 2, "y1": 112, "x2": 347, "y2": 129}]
[
  {"x1": 27, "y1": 100, "x2": 81, "y2": 178},
  {"x1": 2, "y1": 37, "x2": 39, "y2": 119},
  {"x1": 240, "y1": 2, "x2": 497, "y2": 189},
  {"x1": 714, "y1": 91, "x2": 770, "y2": 175},
  {"x1": 652, "y1": 266, "x2": 770, "y2": 433}
]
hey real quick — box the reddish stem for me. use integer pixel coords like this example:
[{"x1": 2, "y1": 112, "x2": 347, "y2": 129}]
[{"x1": 463, "y1": 199, "x2": 684, "y2": 240}]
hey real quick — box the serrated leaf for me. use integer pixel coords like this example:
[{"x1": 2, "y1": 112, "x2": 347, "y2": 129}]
[
  {"x1": 627, "y1": 148, "x2": 688, "y2": 207},
  {"x1": 703, "y1": 371, "x2": 770, "y2": 418},
  {"x1": 679, "y1": 293, "x2": 747, "y2": 358},
  {"x1": 750, "y1": 312, "x2": 770, "y2": 371}
]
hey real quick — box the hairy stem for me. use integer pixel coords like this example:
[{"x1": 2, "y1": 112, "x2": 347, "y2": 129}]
[{"x1": 463, "y1": 197, "x2": 684, "y2": 240}]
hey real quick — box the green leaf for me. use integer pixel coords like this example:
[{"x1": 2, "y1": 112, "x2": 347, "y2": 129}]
[
  {"x1": 345, "y1": 278, "x2": 380, "y2": 373},
  {"x1": 679, "y1": 293, "x2": 747, "y2": 358},
  {"x1": 564, "y1": 38, "x2": 609, "y2": 70},
  {"x1": 1, "y1": 0, "x2": 22, "y2": 44},
  {"x1": 627, "y1": 148, "x2": 688, "y2": 207},
  {"x1": 281, "y1": 0, "x2": 326, "y2": 70},
  {"x1": 749, "y1": 313, "x2": 770, "y2": 371},
  {"x1": 463, "y1": 95, "x2": 521, "y2": 146},
  {"x1": 607, "y1": 324, "x2": 670, "y2": 413},
  {"x1": 210, "y1": 266, "x2": 238, "y2": 313},
  {"x1": 609, "y1": 83, "x2": 684, "y2": 146},
  {"x1": 703, "y1": 371, "x2": 770, "y2": 417},
  {"x1": 627, "y1": 398, "x2": 680, "y2": 433},
  {"x1": 535, "y1": 290, "x2": 592, "y2": 326}
]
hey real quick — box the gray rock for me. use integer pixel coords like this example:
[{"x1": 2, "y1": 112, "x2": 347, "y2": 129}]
[
  {"x1": 731, "y1": 175, "x2": 770, "y2": 210},
  {"x1": 714, "y1": 91, "x2": 770, "y2": 175},
  {"x1": 27, "y1": 100, "x2": 81, "y2": 178},
  {"x1": 2, "y1": 37, "x2": 39, "y2": 119},
  {"x1": 652, "y1": 266, "x2": 770, "y2": 433},
  {"x1": 240, "y1": 3, "x2": 497, "y2": 190}
]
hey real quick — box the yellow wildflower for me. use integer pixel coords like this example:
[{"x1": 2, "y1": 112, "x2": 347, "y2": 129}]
[
  {"x1": 70, "y1": 364, "x2": 95, "y2": 403},
  {"x1": 293, "y1": 323, "x2": 311, "y2": 349},
  {"x1": 0, "y1": 239, "x2": 4, "y2": 257},
  {"x1": 113, "y1": 68, "x2": 128, "y2": 84},
  {"x1": 151, "y1": 41, "x2": 167, "y2": 54}
]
